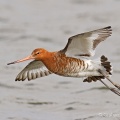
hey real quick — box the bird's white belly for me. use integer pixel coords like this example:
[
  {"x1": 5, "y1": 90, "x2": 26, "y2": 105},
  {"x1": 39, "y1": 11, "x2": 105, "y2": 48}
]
[
  {"x1": 58, "y1": 59, "x2": 103, "y2": 77},
  {"x1": 64, "y1": 70, "x2": 102, "y2": 78}
]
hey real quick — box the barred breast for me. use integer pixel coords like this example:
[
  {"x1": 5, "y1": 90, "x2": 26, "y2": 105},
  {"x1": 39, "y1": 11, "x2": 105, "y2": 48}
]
[{"x1": 48, "y1": 54, "x2": 89, "y2": 77}]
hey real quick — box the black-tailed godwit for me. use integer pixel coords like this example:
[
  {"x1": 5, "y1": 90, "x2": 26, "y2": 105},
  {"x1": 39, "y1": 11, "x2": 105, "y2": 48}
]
[{"x1": 7, "y1": 26, "x2": 120, "y2": 96}]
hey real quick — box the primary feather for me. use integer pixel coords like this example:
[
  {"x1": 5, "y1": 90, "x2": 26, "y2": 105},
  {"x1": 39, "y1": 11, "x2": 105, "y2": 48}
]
[
  {"x1": 15, "y1": 60, "x2": 52, "y2": 81},
  {"x1": 60, "y1": 26, "x2": 112, "y2": 57}
]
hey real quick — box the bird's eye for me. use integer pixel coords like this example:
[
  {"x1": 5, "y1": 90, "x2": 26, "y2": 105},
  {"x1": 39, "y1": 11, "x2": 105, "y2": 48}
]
[{"x1": 36, "y1": 52, "x2": 40, "y2": 55}]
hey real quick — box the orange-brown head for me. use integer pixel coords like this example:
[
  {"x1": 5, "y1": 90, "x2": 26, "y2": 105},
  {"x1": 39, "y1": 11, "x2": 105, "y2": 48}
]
[
  {"x1": 7, "y1": 48, "x2": 49, "y2": 65},
  {"x1": 31, "y1": 48, "x2": 49, "y2": 60}
]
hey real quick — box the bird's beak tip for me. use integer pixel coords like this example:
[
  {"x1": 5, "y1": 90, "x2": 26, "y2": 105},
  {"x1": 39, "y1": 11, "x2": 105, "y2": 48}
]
[
  {"x1": 7, "y1": 62, "x2": 15, "y2": 65},
  {"x1": 7, "y1": 55, "x2": 33, "y2": 65}
]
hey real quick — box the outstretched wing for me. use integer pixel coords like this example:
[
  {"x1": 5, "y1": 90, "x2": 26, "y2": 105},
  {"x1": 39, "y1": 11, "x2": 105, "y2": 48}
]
[
  {"x1": 60, "y1": 26, "x2": 112, "y2": 57},
  {"x1": 15, "y1": 60, "x2": 52, "y2": 81}
]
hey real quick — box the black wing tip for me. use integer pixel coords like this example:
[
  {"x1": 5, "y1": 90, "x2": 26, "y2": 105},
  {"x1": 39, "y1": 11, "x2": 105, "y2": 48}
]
[
  {"x1": 105, "y1": 26, "x2": 111, "y2": 29},
  {"x1": 104, "y1": 26, "x2": 112, "y2": 31},
  {"x1": 102, "y1": 26, "x2": 112, "y2": 35},
  {"x1": 15, "y1": 78, "x2": 26, "y2": 81}
]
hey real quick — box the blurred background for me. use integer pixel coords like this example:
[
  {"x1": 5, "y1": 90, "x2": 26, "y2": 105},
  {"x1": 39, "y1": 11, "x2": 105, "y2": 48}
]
[{"x1": 0, "y1": 0, "x2": 120, "y2": 120}]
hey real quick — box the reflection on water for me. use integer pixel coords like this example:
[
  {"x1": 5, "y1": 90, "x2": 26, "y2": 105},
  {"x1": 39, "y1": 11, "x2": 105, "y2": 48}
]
[{"x1": 0, "y1": 0, "x2": 120, "y2": 120}]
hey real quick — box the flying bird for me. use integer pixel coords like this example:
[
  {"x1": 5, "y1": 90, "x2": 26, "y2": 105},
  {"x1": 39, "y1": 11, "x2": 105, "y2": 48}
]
[{"x1": 7, "y1": 26, "x2": 120, "y2": 96}]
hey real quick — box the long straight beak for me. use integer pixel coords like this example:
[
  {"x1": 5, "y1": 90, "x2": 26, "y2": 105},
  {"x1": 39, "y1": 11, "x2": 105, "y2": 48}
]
[{"x1": 7, "y1": 55, "x2": 34, "y2": 65}]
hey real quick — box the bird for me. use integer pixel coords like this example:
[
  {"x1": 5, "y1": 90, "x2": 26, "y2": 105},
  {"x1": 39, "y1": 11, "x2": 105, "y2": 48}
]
[{"x1": 7, "y1": 26, "x2": 120, "y2": 96}]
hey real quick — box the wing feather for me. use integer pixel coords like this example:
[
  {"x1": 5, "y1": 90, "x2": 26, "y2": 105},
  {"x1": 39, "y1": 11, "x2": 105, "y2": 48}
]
[
  {"x1": 15, "y1": 60, "x2": 52, "y2": 81},
  {"x1": 60, "y1": 26, "x2": 112, "y2": 57}
]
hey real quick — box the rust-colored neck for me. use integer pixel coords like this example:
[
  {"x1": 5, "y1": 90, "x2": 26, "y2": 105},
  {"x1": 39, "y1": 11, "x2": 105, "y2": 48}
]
[
  {"x1": 40, "y1": 51, "x2": 66, "y2": 73},
  {"x1": 39, "y1": 51, "x2": 57, "y2": 70}
]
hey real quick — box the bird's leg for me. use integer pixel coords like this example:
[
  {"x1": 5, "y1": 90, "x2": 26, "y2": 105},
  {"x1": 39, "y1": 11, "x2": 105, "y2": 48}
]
[
  {"x1": 98, "y1": 69, "x2": 120, "y2": 90},
  {"x1": 99, "y1": 80, "x2": 120, "y2": 96}
]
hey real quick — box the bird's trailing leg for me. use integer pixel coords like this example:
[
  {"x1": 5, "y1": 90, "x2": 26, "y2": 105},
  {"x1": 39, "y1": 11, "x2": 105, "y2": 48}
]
[
  {"x1": 97, "y1": 69, "x2": 120, "y2": 96},
  {"x1": 84, "y1": 69, "x2": 120, "y2": 96},
  {"x1": 99, "y1": 79, "x2": 120, "y2": 96},
  {"x1": 98, "y1": 69, "x2": 120, "y2": 90}
]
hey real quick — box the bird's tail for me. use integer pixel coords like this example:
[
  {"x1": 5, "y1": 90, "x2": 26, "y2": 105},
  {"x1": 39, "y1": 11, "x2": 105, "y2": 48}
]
[
  {"x1": 101, "y1": 55, "x2": 112, "y2": 75},
  {"x1": 83, "y1": 55, "x2": 112, "y2": 82}
]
